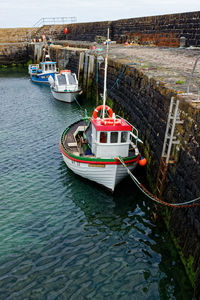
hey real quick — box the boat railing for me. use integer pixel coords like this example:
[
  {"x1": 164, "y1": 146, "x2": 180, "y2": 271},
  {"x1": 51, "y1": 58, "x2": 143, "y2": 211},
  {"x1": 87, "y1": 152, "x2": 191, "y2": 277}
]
[
  {"x1": 28, "y1": 64, "x2": 39, "y2": 71},
  {"x1": 33, "y1": 17, "x2": 77, "y2": 27},
  {"x1": 116, "y1": 115, "x2": 143, "y2": 147},
  {"x1": 28, "y1": 64, "x2": 40, "y2": 74},
  {"x1": 116, "y1": 115, "x2": 138, "y2": 136}
]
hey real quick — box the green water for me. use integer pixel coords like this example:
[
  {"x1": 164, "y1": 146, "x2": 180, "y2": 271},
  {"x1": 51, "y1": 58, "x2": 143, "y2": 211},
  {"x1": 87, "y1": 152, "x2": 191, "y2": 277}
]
[{"x1": 0, "y1": 69, "x2": 194, "y2": 299}]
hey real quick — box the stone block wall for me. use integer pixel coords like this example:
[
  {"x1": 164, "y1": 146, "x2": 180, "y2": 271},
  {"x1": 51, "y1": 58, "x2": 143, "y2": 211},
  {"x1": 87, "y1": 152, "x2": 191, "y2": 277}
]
[
  {"x1": 0, "y1": 28, "x2": 34, "y2": 43},
  {"x1": 33, "y1": 25, "x2": 66, "y2": 41},
  {"x1": 1, "y1": 11, "x2": 200, "y2": 66},
  {"x1": 0, "y1": 28, "x2": 35, "y2": 65},
  {"x1": 64, "y1": 21, "x2": 111, "y2": 42},
  {"x1": 0, "y1": 43, "x2": 29, "y2": 65},
  {"x1": 49, "y1": 45, "x2": 85, "y2": 74},
  {"x1": 57, "y1": 11, "x2": 200, "y2": 47},
  {"x1": 111, "y1": 12, "x2": 200, "y2": 47},
  {"x1": 0, "y1": 10, "x2": 200, "y2": 50}
]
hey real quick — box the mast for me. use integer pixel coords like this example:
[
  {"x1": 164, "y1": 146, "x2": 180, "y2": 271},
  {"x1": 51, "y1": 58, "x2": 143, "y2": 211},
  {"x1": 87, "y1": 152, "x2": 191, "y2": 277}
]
[{"x1": 102, "y1": 28, "x2": 110, "y2": 119}]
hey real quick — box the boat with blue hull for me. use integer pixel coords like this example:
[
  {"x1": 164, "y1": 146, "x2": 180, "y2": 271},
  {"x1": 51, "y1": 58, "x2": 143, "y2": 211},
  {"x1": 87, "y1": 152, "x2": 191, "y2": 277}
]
[{"x1": 28, "y1": 60, "x2": 57, "y2": 84}]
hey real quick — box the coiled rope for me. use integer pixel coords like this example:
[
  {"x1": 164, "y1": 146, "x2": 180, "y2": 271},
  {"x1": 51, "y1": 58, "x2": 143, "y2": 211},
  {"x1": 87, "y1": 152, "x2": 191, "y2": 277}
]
[{"x1": 117, "y1": 156, "x2": 200, "y2": 208}]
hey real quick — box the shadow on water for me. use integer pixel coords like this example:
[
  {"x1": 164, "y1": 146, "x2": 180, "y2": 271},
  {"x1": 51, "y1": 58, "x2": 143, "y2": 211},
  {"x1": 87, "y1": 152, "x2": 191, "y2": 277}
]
[{"x1": 0, "y1": 66, "x2": 28, "y2": 78}]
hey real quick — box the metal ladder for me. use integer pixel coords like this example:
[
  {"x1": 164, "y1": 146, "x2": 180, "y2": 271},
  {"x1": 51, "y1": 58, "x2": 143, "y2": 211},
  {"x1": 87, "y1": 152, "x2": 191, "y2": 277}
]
[{"x1": 156, "y1": 97, "x2": 183, "y2": 196}]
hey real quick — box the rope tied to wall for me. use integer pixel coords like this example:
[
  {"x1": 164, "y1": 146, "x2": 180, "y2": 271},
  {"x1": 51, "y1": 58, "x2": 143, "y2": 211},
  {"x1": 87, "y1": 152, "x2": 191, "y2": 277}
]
[
  {"x1": 117, "y1": 156, "x2": 200, "y2": 208},
  {"x1": 107, "y1": 62, "x2": 139, "y2": 95}
]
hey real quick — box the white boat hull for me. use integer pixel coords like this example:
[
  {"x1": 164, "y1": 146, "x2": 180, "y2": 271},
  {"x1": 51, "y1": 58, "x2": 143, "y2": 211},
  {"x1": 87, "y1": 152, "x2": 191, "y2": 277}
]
[
  {"x1": 51, "y1": 88, "x2": 81, "y2": 103},
  {"x1": 62, "y1": 154, "x2": 137, "y2": 192}
]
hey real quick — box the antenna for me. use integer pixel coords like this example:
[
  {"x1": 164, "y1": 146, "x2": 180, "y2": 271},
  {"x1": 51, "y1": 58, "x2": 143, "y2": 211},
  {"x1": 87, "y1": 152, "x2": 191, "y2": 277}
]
[{"x1": 102, "y1": 28, "x2": 110, "y2": 119}]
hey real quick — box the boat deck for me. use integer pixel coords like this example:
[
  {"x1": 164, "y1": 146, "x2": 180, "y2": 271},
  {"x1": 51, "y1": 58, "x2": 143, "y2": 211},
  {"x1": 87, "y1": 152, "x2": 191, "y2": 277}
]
[
  {"x1": 62, "y1": 119, "x2": 138, "y2": 159},
  {"x1": 63, "y1": 120, "x2": 93, "y2": 156}
]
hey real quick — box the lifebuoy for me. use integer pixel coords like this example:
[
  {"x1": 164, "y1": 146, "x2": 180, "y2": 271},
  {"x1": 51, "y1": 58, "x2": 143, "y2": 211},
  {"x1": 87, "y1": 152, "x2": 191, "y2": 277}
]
[
  {"x1": 93, "y1": 105, "x2": 113, "y2": 119},
  {"x1": 100, "y1": 118, "x2": 121, "y2": 126},
  {"x1": 101, "y1": 118, "x2": 114, "y2": 125},
  {"x1": 60, "y1": 70, "x2": 71, "y2": 74},
  {"x1": 114, "y1": 119, "x2": 121, "y2": 126}
]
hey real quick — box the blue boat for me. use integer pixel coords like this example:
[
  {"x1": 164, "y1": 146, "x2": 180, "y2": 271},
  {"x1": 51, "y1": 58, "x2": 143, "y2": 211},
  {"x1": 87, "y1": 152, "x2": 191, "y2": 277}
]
[{"x1": 28, "y1": 60, "x2": 57, "y2": 84}]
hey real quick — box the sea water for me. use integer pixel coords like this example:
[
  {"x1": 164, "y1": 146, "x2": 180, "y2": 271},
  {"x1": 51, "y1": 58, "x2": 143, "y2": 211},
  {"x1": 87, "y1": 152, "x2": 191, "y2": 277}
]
[{"x1": 0, "y1": 68, "x2": 193, "y2": 299}]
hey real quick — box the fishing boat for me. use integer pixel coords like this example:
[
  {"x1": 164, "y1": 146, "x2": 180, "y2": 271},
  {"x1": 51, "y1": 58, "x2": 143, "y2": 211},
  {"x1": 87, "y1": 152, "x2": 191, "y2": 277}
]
[
  {"x1": 48, "y1": 70, "x2": 82, "y2": 103},
  {"x1": 59, "y1": 29, "x2": 144, "y2": 192},
  {"x1": 28, "y1": 55, "x2": 57, "y2": 84}
]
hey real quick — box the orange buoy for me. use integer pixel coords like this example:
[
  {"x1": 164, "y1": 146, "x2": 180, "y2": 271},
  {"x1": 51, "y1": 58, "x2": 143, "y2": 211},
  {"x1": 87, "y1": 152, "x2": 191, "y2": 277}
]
[
  {"x1": 93, "y1": 105, "x2": 113, "y2": 119},
  {"x1": 139, "y1": 157, "x2": 147, "y2": 166}
]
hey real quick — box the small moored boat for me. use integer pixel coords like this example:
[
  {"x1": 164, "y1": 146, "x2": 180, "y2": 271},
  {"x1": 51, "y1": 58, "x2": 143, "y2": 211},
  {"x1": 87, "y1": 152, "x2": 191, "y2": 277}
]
[
  {"x1": 28, "y1": 55, "x2": 57, "y2": 84},
  {"x1": 60, "y1": 104, "x2": 143, "y2": 192},
  {"x1": 59, "y1": 29, "x2": 144, "y2": 191},
  {"x1": 48, "y1": 70, "x2": 82, "y2": 103}
]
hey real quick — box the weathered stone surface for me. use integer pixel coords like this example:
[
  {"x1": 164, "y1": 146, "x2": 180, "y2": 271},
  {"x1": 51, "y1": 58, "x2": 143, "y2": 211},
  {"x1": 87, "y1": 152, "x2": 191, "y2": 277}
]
[
  {"x1": 0, "y1": 42, "x2": 29, "y2": 65},
  {"x1": 61, "y1": 11, "x2": 200, "y2": 47},
  {"x1": 1, "y1": 11, "x2": 200, "y2": 51},
  {"x1": 0, "y1": 28, "x2": 34, "y2": 43}
]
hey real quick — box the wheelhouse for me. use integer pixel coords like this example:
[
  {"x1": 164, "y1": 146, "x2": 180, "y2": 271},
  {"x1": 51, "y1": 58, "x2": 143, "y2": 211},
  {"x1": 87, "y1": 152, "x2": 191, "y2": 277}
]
[
  {"x1": 89, "y1": 118, "x2": 132, "y2": 158},
  {"x1": 40, "y1": 61, "x2": 57, "y2": 73},
  {"x1": 53, "y1": 71, "x2": 78, "y2": 91}
]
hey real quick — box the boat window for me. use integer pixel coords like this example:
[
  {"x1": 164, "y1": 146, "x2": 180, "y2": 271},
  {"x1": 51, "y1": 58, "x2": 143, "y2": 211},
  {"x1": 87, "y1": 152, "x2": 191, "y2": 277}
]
[
  {"x1": 68, "y1": 74, "x2": 77, "y2": 85},
  {"x1": 57, "y1": 74, "x2": 67, "y2": 85},
  {"x1": 121, "y1": 132, "x2": 128, "y2": 143},
  {"x1": 100, "y1": 132, "x2": 107, "y2": 143},
  {"x1": 49, "y1": 64, "x2": 52, "y2": 70},
  {"x1": 110, "y1": 132, "x2": 118, "y2": 143},
  {"x1": 45, "y1": 64, "x2": 48, "y2": 71}
]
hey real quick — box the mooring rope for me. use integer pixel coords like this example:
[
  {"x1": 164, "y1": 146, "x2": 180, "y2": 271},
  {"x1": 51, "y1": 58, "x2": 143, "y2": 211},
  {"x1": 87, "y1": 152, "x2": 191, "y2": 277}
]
[
  {"x1": 73, "y1": 96, "x2": 88, "y2": 120},
  {"x1": 107, "y1": 62, "x2": 139, "y2": 95},
  {"x1": 117, "y1": 156, "x2": 200, "y2": 208}
]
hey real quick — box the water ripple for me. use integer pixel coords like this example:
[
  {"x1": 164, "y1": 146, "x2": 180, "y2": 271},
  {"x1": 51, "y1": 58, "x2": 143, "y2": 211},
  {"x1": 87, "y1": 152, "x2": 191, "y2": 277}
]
[{"x1": 0, "y1": 70, "x2": 193, "y2": 299}]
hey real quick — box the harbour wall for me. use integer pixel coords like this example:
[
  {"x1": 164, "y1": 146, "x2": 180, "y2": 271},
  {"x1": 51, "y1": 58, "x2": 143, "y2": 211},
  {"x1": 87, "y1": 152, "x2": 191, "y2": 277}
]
[
  {"x1": 0, "y1": 42, "x2": 29, "y2": 65},
  {"x1": 0, "y1": 28, "x2": 34, "y2": 65},
  {"x1": 34, "y1": 11, "x2": 200, "y2": 47},
  {"x1": 45, "y1": 45, "x2": 200, "y2": 298},
  {"x1": 64, "y1": 11, "x2": 200, "y2": 47},
  {"x1": 0, "y1": 10, "x2": 200, "y2": 66},
  {"x1": 28, "y1": 11, "x2": 200, "y2": 47},
  {"x1": 0, "y1": 28, "x2": 34, "y2": 43}
]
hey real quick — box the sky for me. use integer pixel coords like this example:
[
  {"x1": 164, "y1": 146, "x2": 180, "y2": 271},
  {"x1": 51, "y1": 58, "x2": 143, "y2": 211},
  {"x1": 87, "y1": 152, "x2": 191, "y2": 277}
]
[{"x1": 0, "y1": 0, "x2": 199, "y2": 28}]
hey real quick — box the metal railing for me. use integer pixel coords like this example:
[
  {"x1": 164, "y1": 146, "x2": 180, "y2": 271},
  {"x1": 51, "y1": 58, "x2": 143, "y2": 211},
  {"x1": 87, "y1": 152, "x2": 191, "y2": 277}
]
[
  {"x1": 33, "y1": 17, "x2": 77, "y2": 27},
  {"x1": 186, "y1": 55, "x2": 200, "y2": 94}
]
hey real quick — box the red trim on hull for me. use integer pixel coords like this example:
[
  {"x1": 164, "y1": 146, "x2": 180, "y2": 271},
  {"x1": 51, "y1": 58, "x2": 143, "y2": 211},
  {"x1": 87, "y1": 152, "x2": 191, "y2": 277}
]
[{"x1": 59, "y1": 140, "x2": 140, "y2": 165}]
